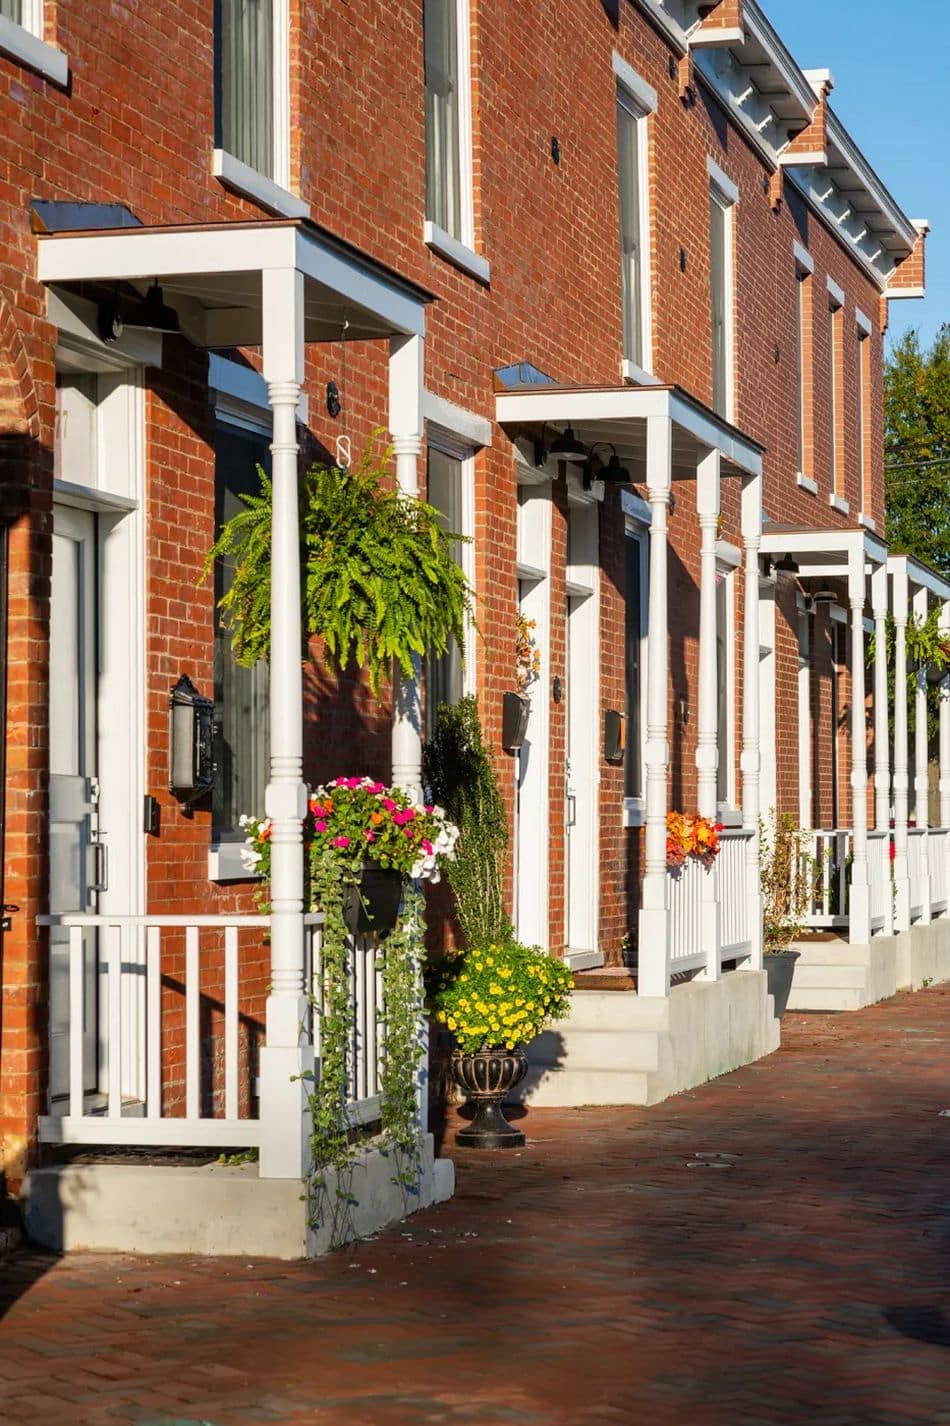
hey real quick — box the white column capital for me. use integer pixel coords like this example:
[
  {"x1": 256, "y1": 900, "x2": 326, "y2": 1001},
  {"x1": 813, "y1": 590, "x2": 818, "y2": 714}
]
[{"x1": 392, "y1": 433, "x2": 423, "y2": 458}]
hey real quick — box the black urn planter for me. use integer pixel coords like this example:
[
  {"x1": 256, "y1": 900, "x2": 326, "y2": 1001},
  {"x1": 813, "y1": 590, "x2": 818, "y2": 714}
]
[
  {"x1": 342, "y1": 864, "x2": 404, "y2": 937},
  {"x1": 765, "y1": 949, "x2": 800, "y2": 1019},
  {"x1": 451, "y1": 1047, "x2": 527, "y2": 1149}
]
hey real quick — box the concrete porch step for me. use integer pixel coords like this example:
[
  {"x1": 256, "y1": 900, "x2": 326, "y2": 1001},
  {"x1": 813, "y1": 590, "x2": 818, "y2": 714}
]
[
  {"x1": 792, "y1": 963, "x2": 871, "y2": 990},
  {"x1": 519, "y1": 1064, "x2": 653, "y2": 1107},
  {"x1": 529, "y1": 1027, "x2": 662, "y2": 1072},
  {"x1": 554, "y1": 991, "x2": 670, "y2": 1033},
  {"x1": 785, "y1": 986, "x2": 869, "y2": 1012}
]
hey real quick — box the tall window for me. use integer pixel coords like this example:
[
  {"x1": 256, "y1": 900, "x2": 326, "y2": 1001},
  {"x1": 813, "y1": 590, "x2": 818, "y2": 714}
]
[
  {"x1": 795, "y1": 258, "x2": 814, "y2": 481},
  {"x1": 857, "y1": 324, "x2": 871, "y2": 513},
  {"x1": 425, "y1": 439, "x2": 473, "y2": 736},
  {"x1": 828, "y1": 293, "x2": 844, "y2": 502},
  {"x1": 424, "y1": 0, "x2": 464, "y2": 241},
  {"x1": 617, "y1": 92, "x2": 647, "y2": 371},
  {"x1": 709, "y1": 184, "x2": 734, "y2": 419},
  {"x1": 624, "y1": 531, "x2": 646, "y2": 802},
  {"x1": 716, "y1": 569, "x2": 735, "y2": 808},
  {"x1": 0, "y1": 2, "x2": 24, "y2": 22},
  {"x1": 216, "y1": 0, "x2": 275, "y2": 176},
  {"x1": 212, "y1": 419, "x2": 271, "y2": 841}
]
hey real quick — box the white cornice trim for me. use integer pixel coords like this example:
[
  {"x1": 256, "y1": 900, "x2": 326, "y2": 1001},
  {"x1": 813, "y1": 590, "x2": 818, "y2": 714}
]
[
  {"x1": 629, "y1": 0, "x2": 688, "y2": 56},
  {"x1": 824, "y1": 110, "x2": 917, "y2": 250}
]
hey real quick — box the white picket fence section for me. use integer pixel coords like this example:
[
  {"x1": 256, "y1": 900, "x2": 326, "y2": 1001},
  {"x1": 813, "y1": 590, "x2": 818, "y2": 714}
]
[
  {"x1": 37, "y1": 911, "x2": 392, "y2": 1148},
  {"x1": 803, "y1": 828, "x2": 851, "y2": 928},
  {"x1": 718, "y1": 829, "x2": 754, "y2": 959},
  {"x1": 928, "y1": 828, "x2": 950, "y2": 916},
  {"x1": 867, "y1": 829, "x2": 890, "y2": 933},
  {"x1": 668, "y1": 857, "x2": 706, "y2": 974},
  {"x1": 908, "y1": 828, "x2": 927, "y2": 922}
]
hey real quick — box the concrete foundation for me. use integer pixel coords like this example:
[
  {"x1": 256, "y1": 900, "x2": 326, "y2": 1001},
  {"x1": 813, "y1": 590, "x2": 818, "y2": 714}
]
[
  {"x1": 785, "y1": 917, "x2": 950, "y2": 1012},
  {"x1": 512, "y1": 970, "x2": 780, "y2": 1108},
  {"x1": 22, "y1": 1134, "x2": 454, "y2": 1259}
]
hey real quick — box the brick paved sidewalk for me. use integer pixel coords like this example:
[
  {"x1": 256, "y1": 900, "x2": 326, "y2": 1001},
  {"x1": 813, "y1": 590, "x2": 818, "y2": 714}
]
[{"x1": 3, "y1": 986, "x2": 950, "y2": 1426}]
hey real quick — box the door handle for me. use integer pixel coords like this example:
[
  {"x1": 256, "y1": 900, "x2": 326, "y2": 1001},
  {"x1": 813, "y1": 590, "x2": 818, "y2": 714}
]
[
  {"x1": 90, "y1": 841, "x2": 109, "y2": 893},
  {"x1": 566, "y1": 793, "x2": 577, "y2": 828}
]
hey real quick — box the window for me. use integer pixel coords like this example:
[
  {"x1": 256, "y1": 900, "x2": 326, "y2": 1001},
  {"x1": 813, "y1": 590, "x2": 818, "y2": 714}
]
[
  {"x1": 424, "y1": 0, "x2": 483, "y2": 276},
  {"x1": 617, "y1": 93, "x2": 649, "y2": 372},
  {"x1": 716, "y1": 568, "x2": 735, "y2": 809},
  {"x1": 828, "y1": 285, "x2": 845, "y2": 506},
  {"x1": 425, "y1": 438, "x2": 474, "y2": 736},
  {"x1": 624, "y1": 530, "x2": 646, "y2": 803},
  {"x1": 212, "y1": 419, "x2": 271, "y2": 842},
  {"x1": 857, "y1": 320, "x2": 871, "y2": 514},
  {"x1": 795, "y1": 251, "x2": 815, "y2": 486},
  {"x1": 0, "y1": 0, "x2": 68, "y2": 83},
  {"x1": 214, "y1": 0, "x2": 297, "y2": 207},
  {"x1": 709, "y1": 184, "x2": 734, "y2": 420}
]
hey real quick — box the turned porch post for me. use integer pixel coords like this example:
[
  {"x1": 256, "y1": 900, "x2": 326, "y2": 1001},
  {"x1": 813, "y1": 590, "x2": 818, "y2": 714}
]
[
  {"x1": 892, "y1": 562, "x2": 911, "y2": 932},
  {"x1": 913, "y1": 583, "x2": 932, "y2": 925},
  {"x1": 637, "y1": 415, "x2": 672, "y2": 998},
  {"x1": 872, "y1": 562, "x2": 892, "y2": 936},
  {"x1": 848, "y1": 550, "x2": 871, "y2": 946},
  {"x1": 696, "y1": 450, "x2": 721, "y2": 981},
  {"x1": 259, "y1": 265, "x2": 313, "y2": 1180},
  {"x1": 940, "y1": 599, "x2": 950, "y2": 833},
  {"x1": 741, "y1": 470, "x2": 763, "y2": 970},
  {"x1": 389, "y1": 333, "x2": 425, "y2": 799}
]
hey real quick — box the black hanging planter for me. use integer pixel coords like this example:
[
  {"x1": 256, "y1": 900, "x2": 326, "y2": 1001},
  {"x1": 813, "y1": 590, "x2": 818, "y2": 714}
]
[
  {"x1": 342, "y1": 864, "x2": 404, "y2": 937},
  {"x1": 451, "y1": 1047, "x2": 528, "y2": 1148},
  {"x1": 502, "y1": 691, "x2": 530, "y2": 752}
]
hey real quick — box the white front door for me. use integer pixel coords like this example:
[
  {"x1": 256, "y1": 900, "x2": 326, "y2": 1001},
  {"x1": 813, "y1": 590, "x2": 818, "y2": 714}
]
[
  {"x1": 49, "y1": 504, "x2": 101, "y2": 1102},
  {"x1": 565, "y1": 593, "x2": 599, "y2": 961}
]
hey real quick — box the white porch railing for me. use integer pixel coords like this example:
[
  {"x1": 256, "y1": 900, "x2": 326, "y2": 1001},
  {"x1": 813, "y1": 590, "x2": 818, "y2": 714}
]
[
  {"x1": 868, "y1": 829, "x2": 890, "y2": 933},
  {"x1": 803, "y1": 829, "x2": 851, "y2": 928},
  {"x1": 928, "y1": 828, "x2": 950, "y2": 916},
  {"x1": 668, "y1": 858, "x2": 706, "y2": 974},
  {"x1": 908, "y1": 828, "x2": 927, "y2": 922},
  {"x1": 37, "y1": 912, "x2": 391, "y2": 1149},
  {"x1": 718, "y1": 828, "x2": 755, "y2": 960}
]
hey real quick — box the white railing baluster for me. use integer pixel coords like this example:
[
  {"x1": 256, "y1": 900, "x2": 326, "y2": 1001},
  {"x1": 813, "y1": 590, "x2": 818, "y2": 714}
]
[
  {"x1": 224, "y1": 926, "x2": 239, "y2": 1122},
  {"x1": 357, "y1": 938, "x2": 368, "y2": 1103},
  {"x1": 68, "y1": 925, "x2": 84, "y2": 1120},
  {"x1": 146, "y1": 925, "x2": 161, "y2": 1118},
  {"x1": 185, "y1": 925, "x2": 200, "y2": 1121},
  {"x1": 366, "y1": 938, "x2": 378, "y2": 1098},
  {"x1": 107, "y1": 924, "x2": 122, "y2": 1119}
]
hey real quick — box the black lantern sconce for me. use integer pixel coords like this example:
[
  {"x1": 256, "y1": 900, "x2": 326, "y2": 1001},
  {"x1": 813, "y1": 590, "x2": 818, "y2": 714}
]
[
  {"x1": 99, "y1": 279, "x2": 180, "y2": 344},
  {"x1": 533, "y1": 422, "x2": 588, "y2": 468},
  {"x1": 583, "y1": 442, "x2": 632, "y2": 491},
  {"x1": 169, "y1": 674, "x2": 215, "y2": 808},
  {"x1": 773, "y1": 552, "x2": 800, "y2": 575}
]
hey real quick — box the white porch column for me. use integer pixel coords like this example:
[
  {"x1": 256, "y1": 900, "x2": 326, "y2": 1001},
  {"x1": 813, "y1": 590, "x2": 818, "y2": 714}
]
[
  {"x1": 913, "y1": 583, "x2": 932, "y2": 924},
  {"x1": 741, "y1": 470, "x2": 763, "y2": 970},
  {"x1": 696, "y1": 451, "x2": 721, "y2": 981},
  {"x1": 637, "y1": 416, "x2": 672, "y2": 998},
  {"x1": 259, "y1": 266, "x2": 312, "y2": 1180},
  {"x1": 389, "y1": 333, "x2": 424, "y2": 796},
  {"x1": 872, "y1": 563, "x2": 892, "y2": 936},
  {"x1": 893, "y1": 564, "x2": 911, "y2": 931},
  {"x1": 848, "y1": 552, "x2": 871, "y2": 946},
  {"x1": 940, "y1": 599, "x2": 950, "y2": 830}
]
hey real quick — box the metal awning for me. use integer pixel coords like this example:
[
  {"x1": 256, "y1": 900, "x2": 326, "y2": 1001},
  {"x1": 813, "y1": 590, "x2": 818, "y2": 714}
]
[
  {"x1": 495, "y1": 382, "x2": 764, "y2": 481},
  {"x1": 37, "y1": 217, "x2": 434, "y2": 348}
]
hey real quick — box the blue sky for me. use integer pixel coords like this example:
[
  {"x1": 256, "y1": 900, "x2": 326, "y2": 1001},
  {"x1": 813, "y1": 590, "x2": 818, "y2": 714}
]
[{"x1": 764, "y1": 0, "x2": 946, "y2": 354}]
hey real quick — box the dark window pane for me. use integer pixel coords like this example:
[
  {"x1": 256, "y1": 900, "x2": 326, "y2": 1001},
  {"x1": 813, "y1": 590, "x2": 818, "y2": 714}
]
[
  {"x1": 618, "y1": 98, "x2": 642, "y2": 367},
  {"x1": 217, "y1": 0, "x2": 274, "y2": 176},
  {"x1": 425, "y1": 446, "x2": 464, "y2": 737},
  {"x1": 625, "y1": 537, "x2": 643, "y2": 800},
  {"x1": 424, "y1": 0, "x2": 461, "y2": 236}
]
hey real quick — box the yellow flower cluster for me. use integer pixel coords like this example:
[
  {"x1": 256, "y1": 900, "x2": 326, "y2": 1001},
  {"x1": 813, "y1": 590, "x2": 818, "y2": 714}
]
[{"x1": 429, "y1": 940, "x2": 573, "y2": 1054}]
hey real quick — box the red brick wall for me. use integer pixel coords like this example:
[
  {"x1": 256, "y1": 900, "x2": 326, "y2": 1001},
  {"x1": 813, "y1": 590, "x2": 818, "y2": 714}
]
[{"x1": 0, "y1": 0, "x2": 911, "y2": 1164}]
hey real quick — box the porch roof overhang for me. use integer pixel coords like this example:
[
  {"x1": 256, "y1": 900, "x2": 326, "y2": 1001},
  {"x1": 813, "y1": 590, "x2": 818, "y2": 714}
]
[
  {"x1": 494, "y1": 383, "x2": 764, "y2": 481},
  {"x1": 887, "y1": 553, "x2": 950, "y2": 604},
  {"x1": 760, "y1": 523, "x2": 888, "y2": 582},
  {"x1": 36, "y1": 217, "x2": 434, "y2": 348}
]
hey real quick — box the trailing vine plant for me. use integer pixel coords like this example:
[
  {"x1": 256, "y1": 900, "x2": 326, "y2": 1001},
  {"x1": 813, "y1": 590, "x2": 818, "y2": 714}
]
[
  {"x1": 867, "y1": 607, "x2": 950, "y2": 744},
  {"x1": 203, "y1": 432, "x2": 474, "y2": 694}
]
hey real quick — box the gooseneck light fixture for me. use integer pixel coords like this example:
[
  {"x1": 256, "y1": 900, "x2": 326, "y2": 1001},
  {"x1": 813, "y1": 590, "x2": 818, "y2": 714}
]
[{"x1": 583, "y1": 442, "x2": 632, "y2": 491}]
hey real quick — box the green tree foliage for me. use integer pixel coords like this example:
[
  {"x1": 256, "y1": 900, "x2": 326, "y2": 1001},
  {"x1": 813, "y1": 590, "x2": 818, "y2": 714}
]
[
  {"x1": 204, "y1": 433, "x2": 473, "y2": 695},
  {"x1": 885, "y1": 325, "x2": 950, "y2": 575},
  {"x1": 424, "y1": 696, "x2": 512, "y2": 948}
]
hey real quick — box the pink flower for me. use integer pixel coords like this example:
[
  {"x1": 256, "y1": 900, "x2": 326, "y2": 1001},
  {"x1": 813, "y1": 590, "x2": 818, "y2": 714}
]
[
  {"x1": 404, "y1": 828, "x2": 414, "y2": 838},
  {"x1": 347, "y1": 777, "x2": 362, "y2": 789},
  {"x1": 371, "y1": 782, "x2": 385, "y2": 793},
  {"x1": 364, "y1": 830, "x2": 376, "y2": 842},
  {"x1": 314, "y1": 820, "x2": 327, "y2": 833},
  {"x1": 422, "y1": 839, "x2": 433, "y2": 855},
  {"x1": 424, "y1": 804, "x2": 434, "y2": 814},
  {"x1": 333, "y1": 835, "x2": 350, "y2": 849},
  {"x1": 383, "y1": 798, "x2": 397, "y2": 812}
]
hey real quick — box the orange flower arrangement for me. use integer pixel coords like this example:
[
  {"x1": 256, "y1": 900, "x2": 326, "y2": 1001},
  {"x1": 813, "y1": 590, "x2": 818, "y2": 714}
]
[{"x1": 666, "y1": 811, "x2": 724, "y2": 870}]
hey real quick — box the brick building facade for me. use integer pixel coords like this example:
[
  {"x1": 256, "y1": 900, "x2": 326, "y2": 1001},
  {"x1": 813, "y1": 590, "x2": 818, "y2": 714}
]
[{"x1": 0, "y1": 0, "x2": 927, "y2": 1186}]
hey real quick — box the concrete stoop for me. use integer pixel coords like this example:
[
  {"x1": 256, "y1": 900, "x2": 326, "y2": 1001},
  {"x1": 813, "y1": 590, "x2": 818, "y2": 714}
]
[
  {"x1": 785, "y1": 919, "x2": 950, "y2": 1012},
  {"x1": 511, "y1": 970, "x2": 780, "y2": 1108},
  {"x1": 21, "y1": 1134, "x2": 454, "y2": 1260}
]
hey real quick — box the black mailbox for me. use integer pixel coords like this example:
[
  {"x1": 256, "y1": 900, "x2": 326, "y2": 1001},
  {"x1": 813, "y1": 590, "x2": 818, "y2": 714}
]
[
  {"x1": 169, "y1": 674, "x2": 215, "y2": 805},
  {"x1": 604, "y1": 708, "x2": 625, "y2": 764}
]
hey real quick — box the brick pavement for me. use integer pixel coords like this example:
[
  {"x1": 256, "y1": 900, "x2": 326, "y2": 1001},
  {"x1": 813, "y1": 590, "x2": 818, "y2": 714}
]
[{"x1": 2, "y1": 986, "x2": 950, "y2": 1425}]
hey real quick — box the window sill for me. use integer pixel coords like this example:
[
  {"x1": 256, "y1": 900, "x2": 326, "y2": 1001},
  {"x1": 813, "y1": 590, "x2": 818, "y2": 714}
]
[
  {"x1": 621, "y1": 358, "x2": 661, "y2": 387},
  {"x1": 0, "y1": 15, "x2": 68, "y2": 85},
  {"x1": 828, "y1": 492, "x2": 850, "y2": 515},
  {"x1": 717, "y1": 807, "x2": 743, "y2": 828},
  {"x1": 623, "y1": 797, "x2": 645, "y2": 828},
  {"x1": 423, "y1": 221, "x2": 491, "y2": 285},
  {"x1": 796, "y1": 472, "x2": 818, "y2": 496},
  {"x1": 209, "y1": 842, "x2": 261, "y2": 883},
  {"x1": 858, "y1": 511, "x2": 877, "y2": 532},
  {"x1": 213, "y1": 150, "x2": 310, "y2": 219}
]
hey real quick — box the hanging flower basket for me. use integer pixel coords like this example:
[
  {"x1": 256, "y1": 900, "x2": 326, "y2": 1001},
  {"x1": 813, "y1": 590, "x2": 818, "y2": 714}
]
[
  {"x1": 666, "y1": 811, "x2": 724, "y2": 871},
  {"x1": 342, "y1": 863, "x2": 404, "y2": 937}
]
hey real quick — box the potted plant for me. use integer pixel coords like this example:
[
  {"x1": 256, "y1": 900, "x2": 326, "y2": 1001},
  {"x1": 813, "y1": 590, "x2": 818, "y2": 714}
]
[
  {"x1": 429, "y1": 939, "x2": 573, "y2": 1148},
  {"x1": 759, "y1": 810, "x2": 813, "y2": 1017}
]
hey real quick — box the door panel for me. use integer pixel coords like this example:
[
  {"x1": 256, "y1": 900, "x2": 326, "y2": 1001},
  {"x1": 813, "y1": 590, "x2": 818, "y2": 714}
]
[{"x1": 49, "y1": 506, "x2": 99, "y2": 1102}]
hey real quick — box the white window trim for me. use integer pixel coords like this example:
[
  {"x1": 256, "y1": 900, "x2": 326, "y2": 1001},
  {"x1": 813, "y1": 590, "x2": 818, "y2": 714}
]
[
  {"x1": 0, "y1": 10, "x2": 68, "y2": 85},
  {"x1": 797, "y1": 472, "x2": 818, "y2": 496},
  {"x1": 793, "y1": 241, "x2": 814, "y2": 275},
  {"x1": 213, "y1": 149, "x2": 309, "y2": 220},
  {"x1": 829, "y1": 493, "x2": 850, "y2": 514},
  {"x1": 427, "y1": 427, "x2": 477, "y2": 697},
  {"x1": 616, "y1": 80, "x2": 656, "y2": 383},
  {"x1": 707, "y1": 155, "x2": 739, "y2": 207},
  {"x1": 855, "y1": 307, "x2": 873, "y2": 337},
  {"x1": 826, "y1": 275, "x2": 845, "y2": 308},
  {"x1": 423, "y1": 221, "x2": 490, "y2": 284},
  {"x1": 709, "y1": 180, "x2": 736, "y2": 424},
  {"x1": 716, "y1": 561, "x2": 738, "y2": 816},
  {"x1": 423, "y1": 0, "x2": 487, "y2": 280},
  {"x1": 623, "y1": 508, "x2": 650, "y2": 827},
  {"x1": 795, "y1": 249, "x2": 813, "y2": 488},
  {"x1": 423, "y1": 389, "x2": 492, "y2": 448}
]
